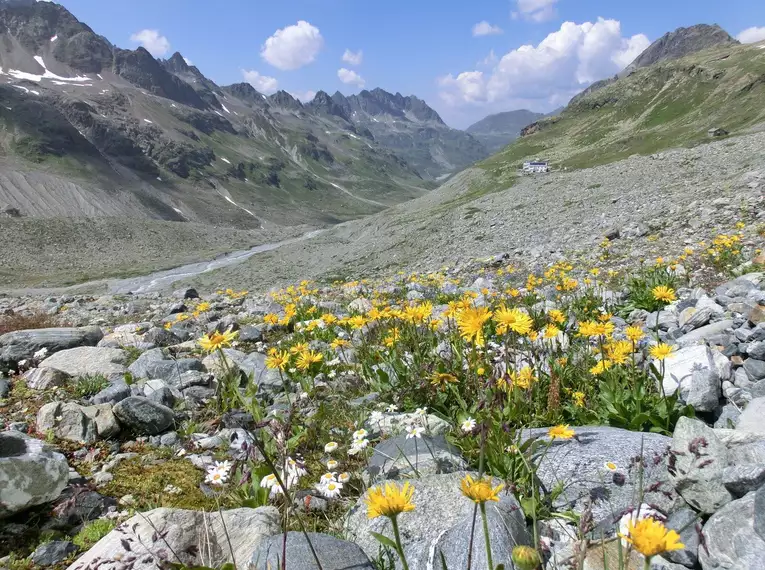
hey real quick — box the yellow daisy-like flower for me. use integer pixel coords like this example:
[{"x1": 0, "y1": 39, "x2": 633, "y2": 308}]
[
  {"x1": 460, "y1": 474, "x2": 504, "y2": 504},
  {"x1": 625, "y1": 325, "x2": 645, "y2": 343},
  {"x1": 263, "y1": 313, "x2": 279, "y2": 325},
  {"x1": 649, "y1": 343, "x2": 674, "y2": 361},
  {"x1": 296, "y1": 350, "x2": 323, "y2": 371},
  {"x1": 511, "y1": 366, "x2": 536, "y2": 389},
  {"x1": 652, "y1": 285, "x2": 677, "y2": 303},
  {"x1": 543, "y1": 325, "x2": 561, "y2": 339},
  {"x1": 548, "y1": 425, "x2": 575, "y2": 440},
  {"x1": 548, "y1": 309, "x2": 566, "y2": 325},
  {"x1": 456, "y1": 306, "x2": 493, "y2": 346},
  {"x1": 321, "y1": 313, "x2": 338, "y2": 326},
  {"x1": 163, "y1": 322, "x2": 172, "y2": 330},
  {"x1": 572, "y1": 391, "x2": 585, "y2": 407},
  {"x1": 590, "y1": 360, "x2": 613, "y2": 375},
  {"x1": 347, "y1": 315, "x2": 368, "y2": 330},
  {"x1": 620, "y1": 518, "x2": 684, "y2": 558},
  {"x1": 265, "y1": 350, "x2": 290, "y2": 371},
  {"x1": 383, "y1": 328, "x2": 401, "y2": 347},
  {"x1": 196, "y1": 302, "x2": 211, "y2": 312},
  {"x1": 605, "y1": 340, "x2": 633, "y2": 365},
  {"x1": 431, "y1": 372, "x2": 458, "y2": 387},
  {"x1": 330, "y1": 338, "x2": 350, "y2": 350},
  {"x1": 494, "y1": 306, "x2": 534, "y2": 336},
  {"x1": 198, "y1": 329, "x2": 239, "y2": 353},
  {"x1": 403, "y1": 302, "x2": 433, "y2": 324},
  {"x1": 365, "y1": 482, "x2": 416, "y2": 519}
]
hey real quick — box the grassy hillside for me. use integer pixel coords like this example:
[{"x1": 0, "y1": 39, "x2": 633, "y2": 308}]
[{"x1": 481, "y1": 42, "x2": 765, "y2": 180}]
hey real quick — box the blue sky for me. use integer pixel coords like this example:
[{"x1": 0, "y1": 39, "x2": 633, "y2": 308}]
[{"x1": 55, "y1": 0, "x2": 765, "y2": 128}]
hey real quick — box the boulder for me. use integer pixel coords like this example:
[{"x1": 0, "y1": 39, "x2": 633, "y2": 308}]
[
  {"x1": 364, "y1": 411, "x2": 450, "y2": 438},
  {"x1": 367, "y1": 434, "x2": 466, "y2": 481},
  {"x1": 92, "y1": 382, "x2": 131, "y2": 405},
  {"x1": 743, "y1": 357, "x2": 765, "y2": 381},
  {"x1": 65, "y1": 507, "x2": 280, "y2": 570},
  {"x1": 345, "y1": 472, "x2": 530, "y2": 570},
  {"x1": 40, "y1": 347, "x2": 127, "y2": 380},
  {"x1": 722, "y1": 464, "x2": 765, "y2": 496},
  {"x1": 202, "y1": 349, "x2": 283, "y2": 393},
  {"x1": 673, "y1": 320, "x2": 734, "y2": 348},
  {"x1": 522, "y1": 427, "x2": 677, "y2": 525},
  {"x1": 36, "y1": 402, "x2": 97, "y2": 444},
  {"x1": 112, "y1": 397, "x2": 174, "y2": 435},
  {"x1": 669, "y1": 417, "x2": 732, "y2": 514},
  {"x1": 699, "y1": 490, "x2": 765, "y2": 569},
  {"x1": 31, "y1": 541, "x2": 78, "y2": 566},
  {"x1": 737, "y1": 397, "x2": 765, "y2": 433},
  {"x1": 679, "y1": 307, "x2": 712, "y2": 331},
  {"x1": 661, "y1": 345, "x2": 730, "y2": 411},
  {"x1": 82, "y1": 403, "x2": 120, "y2": 439},
  {"x1": 128, "y1": 348, "x2": 203, "y2": 381},
  {"x1": 0, "y1": 326, "x2": 103, "y2": 366},
  {"x1": 663, "y1": 507, "x2": 701, "y2": 567},
  {"x1": 251, "y1": 532, "x2": 374, "y2": 570},
  {"x1": 23, "y1": 367, "x2": 71, "y2": 390},
  {"x1": 0, "y1": 431, "x2": 69, "y2": 517}
]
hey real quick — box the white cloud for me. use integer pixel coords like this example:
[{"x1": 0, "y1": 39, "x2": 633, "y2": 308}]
[
  {"x1": 130, "y1": 29, "x2": 171, "y2": 57},
  {"x1": 342, "y1": 49, "x2": 364, "y2": 66},
  {"x1": 337, "y1": 68, "x2": 365, "y2": 88},
  {"x1": 478, "y1": 49, "x2": 498, "y2": 67},
  {"x1": 261, "y1": 21, "x2": 324, "y2": 70},
  {"x1": 183, "y1": 56, "x2": 193, "y2": 66},
  {"x1": 292, "y1": 90, "x2": 317, "y2": 103},
  {"x1": 737, "y1": 26, "x2": 765, "y2": 44},
  {"x1": 242, "y1": 69, "x2": 279, "y2": 94},
  {"x1": 438, "y1": 18, "x2": 650, "y2": 111},
  {"x1": 513, "y1": 0, "x2": 559, "y2": 23},
  {"x1": 472, "y1": 21, "x2": 503, "y2": 37}
]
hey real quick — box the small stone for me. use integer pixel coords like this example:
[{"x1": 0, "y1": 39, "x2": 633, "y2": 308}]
[
  {"x1": 113, "y1": 397, "x2": 174, "y2": 435},
  {"x1": 31, "y1": 541, "x2": 77, "y2": 566},
  {"x1": 723, "y1": 464, "x2": 765, "y2": 496},
  {"x1": 748, "y1": 341, "x2": 765, "y2": 360},
  {"x1": 23, "y1": 367, "x2": 70, "y2": 390},
  {"x1": 744, "y1": 358, "x2": 765, "y2": 381}
]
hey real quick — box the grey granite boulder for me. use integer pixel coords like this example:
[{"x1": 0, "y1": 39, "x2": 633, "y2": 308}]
[
  {"x1": 0, "y1": 326, "x2": 103, "y2": 366},
  {"x1": 743, "y1": 357, "x2": 765, "y2": 381},
  {"x1": 0, "y1": 431, "x2": 69, "y2": 517},
  {"x1": 722, "y1": 464, "x2": 765, "y2": 496},
  {"x1": 673, "y1": 320, "x2": 734, "y2": 348},
  {"x1": 65, "y1": 507, "x2": 280, "y2": 570},
  {"x1": 699, "y1": 490, "x2": 765, "y2": 569},
  {"x1": 367, "y1": 434, "x2": 466, "y2": 481},
  {"x1": 32, "y1": 541, "x2": 78, "y2": 566},
  {"x1": 37, "y1": 401, "x2": 98, "y2": 444},
  {"x1": 40, "y1": 347, "x2": 127, "y2": 380},
  {"x1": 522, "y1": 426, "x2": 677, "y2": 525},
  {"x1": 202, "y1": 349, "x2": 284, "y2": 393},
  {"x1": 23, "y1": 367, "x2": 71, "y2": 390},
  {"x1": 82, "y1": 403, "x2": 120, "y2": 439},
  {"x1": 669, "y1": 417, "x2": 732, "y2": 514},
  {"x1": 92, "y1": 382, "x2": 131, "y2": 405},
  {"x1": 112, "y1": 397, "x2": 174, "y2": 435},
  {"x1": 661, "y1": 346, "x2": 729, "y2": 412},
  {"x1": 128, "y1": 348, "x2": 203, "y2": 382},
  {"x1": 251, "y1": 532, "x2": 374, "y2": 570},
  {"x1": 345, "y1": 472, "x2": 530, "y2": 570},
  {"x1": 737, "y1": 397, "x2": 765, "y2": 433}
]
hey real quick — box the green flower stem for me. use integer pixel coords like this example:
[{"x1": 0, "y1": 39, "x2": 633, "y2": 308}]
[
  {"x1": 479, "y1": 502, "x2": 494, "y2": 570},
  {"x1": 644, "y1": 556, "x2": 652, "y2": 570},
  {"x1": 390, "y1": 515, "x2": 410, "y2": 570}
]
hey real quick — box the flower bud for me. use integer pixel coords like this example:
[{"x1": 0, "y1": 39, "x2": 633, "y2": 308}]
[{"x1": 511, "y1": 545, "x2": 541, "y2": 570}]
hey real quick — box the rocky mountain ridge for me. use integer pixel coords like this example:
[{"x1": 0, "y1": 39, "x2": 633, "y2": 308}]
[{"x1": 466, "y1": 109, "x2": 548, "y2": 153}]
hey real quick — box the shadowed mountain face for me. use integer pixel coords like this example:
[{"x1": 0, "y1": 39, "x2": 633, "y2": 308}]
[
  {"x1": 0, "y1": 0, "x2": 446, "y2": 228},
  {"x1": 465, "y1": 110, "x2": 547, "y2": 153}
]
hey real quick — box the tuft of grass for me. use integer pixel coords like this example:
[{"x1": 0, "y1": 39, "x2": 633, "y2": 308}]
[
  {"x1": 73, "y1": 374, "x2": 110, "y2": 398},
  {"x1": 72, "y1": 519, "x2": 116, "y2": 550},
  {"x1": 0, "y1": 311, "x2": 65, "y2": 336}
]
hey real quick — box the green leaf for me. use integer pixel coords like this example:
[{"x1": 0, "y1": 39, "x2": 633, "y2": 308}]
[
  {"x1": 439, "y1": 549, "x2": 450, "y2": 570},
  {"x1": 369, "y1": 531, "x2": 399, "y2": 552}
]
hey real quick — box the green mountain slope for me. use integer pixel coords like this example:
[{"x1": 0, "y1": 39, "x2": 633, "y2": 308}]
[{"x1": 481, "y1": 41, "x2": 765, "y2": 179}]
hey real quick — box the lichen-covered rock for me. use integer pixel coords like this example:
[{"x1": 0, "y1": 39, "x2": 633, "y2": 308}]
[
  {"x1": 367, "y1": 434, "x2": 466, "y2": 481},
  {"x1": 36, "y1": 401, "x2": 97, "y2": 444},
  {"x1": 0, "y1": 326, "x2": 103, "y2": 367},
  {"x1": 39, "y1": 347, "x2": 127, "y2": 379},
  {"x1": 66, "y1": 507, "x2": 280, "y2": 570},
  {"x1": 112, "y1": 397, "x2": 174, "y2": 435},
  {"x1": 251, "y1": 532, "x2": 374, "y2": 570},
  {"x1": 699, "y1": 490, "x2": 765, "y2": 569},
  {"x1": 0, "y1": 431, "x2": 69, "y2": 517},
  {"x1": 668, "y1": 417, "x2": 733, "y2": 514}
]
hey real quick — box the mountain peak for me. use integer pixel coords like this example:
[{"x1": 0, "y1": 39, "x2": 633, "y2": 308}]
[
  {"x1": 268, "y1": 90, "x2": 303, "y2": 110},
  {"x1": 627, "y1": 23, "x2": 738, "y2": 71},
  {"x1": 165, "y1": 51, "x2": 190, "y2": 73}
]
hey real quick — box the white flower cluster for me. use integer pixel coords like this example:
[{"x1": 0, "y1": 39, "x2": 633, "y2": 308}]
[
  {"x1": 348, "y1": 428, "x2": 369, "y2": 455},
  {"x1": 205, "y1": 460, "x2": 232, "y2": 486},
  {"x1": 260, "y1": 456, "x2": 307, "y2": 498}
]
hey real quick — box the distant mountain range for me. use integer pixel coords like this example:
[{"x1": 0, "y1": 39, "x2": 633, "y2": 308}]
[
  {"x1": 0, "y1": 0, "x2": 487, "y2": 227},
  {"x1": 466, "y1": 109, "x2": 563, "y2": 153}
]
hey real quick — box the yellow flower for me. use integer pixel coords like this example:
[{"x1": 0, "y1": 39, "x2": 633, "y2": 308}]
[
  {"x1": 431, "y1": 372, "x2": 458, "y2": 387},
  {"x1": 456, "y1": 306, "x2": 493, "y2": 346},
  {"x1": 163, "y1": 322, "x2": 172, "y2": 330},
  {"x1": 548, "y1": 309, "x2": 566, "y2": 324},
  {"x1": 655, "y1": 257, "x2": 664, "y2": 265},
  {"x1": 494, "y1": 306, "x2": 534, "y2": 336},
  {"x1": 321, "y1": 313, "x2": 338, "y2": 325},
  {"x1": 620, "y1": 518, "x2": 684, "y2": 558},
  {"x1": 198, "y1": 329, "x2": 238, "y2": 353},
  {"x1": 511, "y1": 546, "x2": 542, "y2": 570},
  {"x1": 265, "y1": 350, "x2": 290, "y2": 371},
  {"x1": 403, "y1": 302, "x2": 433, "y2": 324},
  {"x1": 511, "y1": 366, "x2": 536, "y2": 389},
  {"x1": 263, "y1": 313, "x2": 279, "y2": 325},
  {"x1": 289, "y1": 342, "x2": 309, "y2": 355},
  {"x1": 543, "y1": 325, "x2": 561, "y2": 339},
  {"x1": 460, "y1": 474, "x2": 504, "y2": 504},
  {"x1": 649, "y1": 343, "x2": 674, "y2": 361},
  {"x1": 175, "y1": 313, "x2": 189, "y2": 322},
  {"x1": 652, "y1": 285, "x2": 677, "y2": 303},
  {"x1": 296, "y1": 350, "x2": 323, "y2": 371},
  {"x1": 548, "y1": 425, "x2": 575, "y2": 440},
  {"x1": 330, "y1": 338, "x2": 351, "y2": 350},
  {"x1": 605, "y1": 340, "x2": 633, "y2": 364},
  {"x1": 196, "y1": 302, "x2": 211, "y2": 312},
  {"x1": 383, "y1": 328, "x2": 401, "y2": 347},
  {"x1": 365, "y1": 482, "x2": 415, "y2": 519},
  {"x1": 572, "y1": 391, "x2": 585, "y2": 407},
  {"x1": 590, "y1": 360, "x2": 613, "y2": 375},
  {"x1": 347, "y1": 315, "x2": 368, "y2": 329},
  {"x1": 578, "y1": 320, "x2": 614, "y2": 338},
  {"x1": 625, "y1": 326, "x2": 645, "y2": 343}
]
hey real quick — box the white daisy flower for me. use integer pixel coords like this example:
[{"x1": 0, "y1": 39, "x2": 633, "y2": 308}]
[
  {"x1": 461, "y1": 417, "x2": 477, "y2": 433},
  {"x1": 260, "y1": 473, "x2": 278, "y2": 489},
  {"x1": 604, "y1": 461, "x2": 618, "y2": 472},
  {"x1": 406, "y1": 425, "x2": 425, "y2": 439},
  {"x1": 287, "y1": 457, "x2": 307, "y2": 478},
  {"x1": 414, "y1": 407, "x2": 427, "y2": 417},
  {"x1": 326, "y1": 459, "x2": 339, "y2": 470},
  {"x1": 352, "y1": 429, "x2": 368, "y2": 441},
  {"x1": 270, "y1": 484, "x2": 285, "y2": 497},
  {"x1": 338, "y1": 472, "x2": 351, "y2": 483},
  {"x1": 320, "y1": 481, "x2": 343, "y2": 499},
  {"x1": 320, "y1": 472, "x2": 337, "y2": 484},
  {"x1": 324, "y1": 441, "x2": 338, "y2": 453},
  {"x1": 386, "y1": 404, "x2": 398, "y2": 413},
  {"x1": 369, "y1": 411, "x2": 384, "y2": 424}
]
